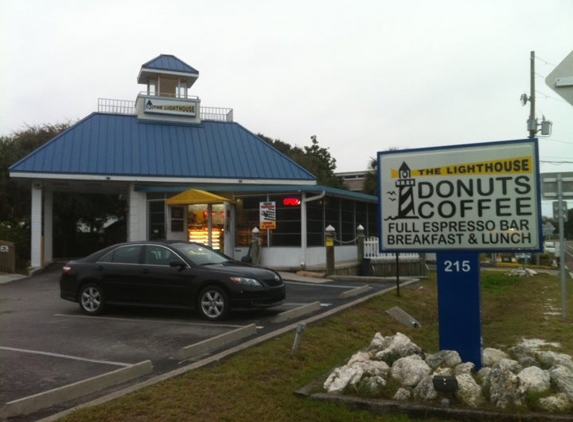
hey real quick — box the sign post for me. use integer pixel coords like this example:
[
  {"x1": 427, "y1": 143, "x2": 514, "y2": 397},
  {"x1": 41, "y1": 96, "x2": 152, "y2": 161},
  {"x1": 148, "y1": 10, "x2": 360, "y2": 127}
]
[
  {"x1": 378, "y1": 139, "x2": 541, "y2": 367},
  {"x1": 541, "y1": 172, "x2": 573, "y2": 319},
  {"x1": 436, "y1": 252, "x2": 482, "y2": 368}
]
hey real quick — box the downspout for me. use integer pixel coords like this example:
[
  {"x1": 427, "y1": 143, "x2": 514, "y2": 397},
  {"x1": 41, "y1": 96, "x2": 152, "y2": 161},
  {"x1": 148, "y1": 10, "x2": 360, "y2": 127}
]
[{"x1": 300, "y1": 190, "x2": 326, "y2": 270}]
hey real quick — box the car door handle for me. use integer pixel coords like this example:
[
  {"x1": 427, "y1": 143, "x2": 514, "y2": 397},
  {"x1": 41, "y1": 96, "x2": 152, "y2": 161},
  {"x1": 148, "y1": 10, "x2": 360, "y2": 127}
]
[
  {"x1": 96, "y1": 266, "x2": 104, "y2": 271},
  {"x1": 142, "y1": 269, "x2": 149, "y2": 274}
]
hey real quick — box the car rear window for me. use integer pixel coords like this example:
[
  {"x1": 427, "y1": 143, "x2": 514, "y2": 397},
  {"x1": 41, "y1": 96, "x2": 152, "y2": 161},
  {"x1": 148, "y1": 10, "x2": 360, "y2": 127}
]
[{"x1": 99, "y1": 245, "x2": 142, "y2": 264}]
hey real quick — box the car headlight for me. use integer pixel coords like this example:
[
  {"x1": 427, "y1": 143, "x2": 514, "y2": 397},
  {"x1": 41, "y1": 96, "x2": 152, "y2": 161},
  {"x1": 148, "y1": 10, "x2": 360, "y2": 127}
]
[{"x1": 230, "y1": 277, "x2": 263, "y2": 287}]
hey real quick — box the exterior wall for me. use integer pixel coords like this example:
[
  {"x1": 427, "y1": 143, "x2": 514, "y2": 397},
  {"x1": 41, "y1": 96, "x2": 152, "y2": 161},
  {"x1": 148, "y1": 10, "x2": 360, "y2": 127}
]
[
  {"x1": 233, "y1": 244, "x2": 359, "y2": 271},
  {"x1": 128, "y1": 187, "x2": 148, "y2": 241},
  {"x1": 30, "y1": 183, "x2": 43, "y2": 268}
]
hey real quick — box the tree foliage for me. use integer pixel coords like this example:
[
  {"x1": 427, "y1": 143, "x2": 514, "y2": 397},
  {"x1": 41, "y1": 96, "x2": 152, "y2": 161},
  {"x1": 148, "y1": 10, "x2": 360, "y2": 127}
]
[
  {"x1": 258, "y1": 134, "x2": 344, "y2": 188},
  {"x1": 0, "y1": 123, "x2": 71, "y2": 221},
  {"x1": 362, "y1": 157, "x2": 378, "y2": 196},
  {"x1": 0, "y1": 123, "x2": 126, "y2": 263}
]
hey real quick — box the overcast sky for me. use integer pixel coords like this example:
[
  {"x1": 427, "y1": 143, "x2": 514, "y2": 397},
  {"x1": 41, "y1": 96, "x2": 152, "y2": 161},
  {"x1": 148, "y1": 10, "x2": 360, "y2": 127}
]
[{"x1": 1, "y1": 0, "x2": 572, "y2": 184}]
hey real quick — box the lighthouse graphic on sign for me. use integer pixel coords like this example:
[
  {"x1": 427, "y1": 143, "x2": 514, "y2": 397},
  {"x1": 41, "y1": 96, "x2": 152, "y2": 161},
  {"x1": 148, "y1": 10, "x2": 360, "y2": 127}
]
[{"x1": 395, "y1": 162, "x2": 417, "y2": 219}]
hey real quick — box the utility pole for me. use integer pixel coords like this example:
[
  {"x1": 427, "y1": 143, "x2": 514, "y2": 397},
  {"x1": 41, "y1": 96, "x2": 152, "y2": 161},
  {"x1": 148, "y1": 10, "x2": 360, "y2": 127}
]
[
  {"x1": 523, "y1": 50, "x2": 552, "y2": 137},
  {"x1": 528, "y1": 51, "x2": 537, "y2": 138}
]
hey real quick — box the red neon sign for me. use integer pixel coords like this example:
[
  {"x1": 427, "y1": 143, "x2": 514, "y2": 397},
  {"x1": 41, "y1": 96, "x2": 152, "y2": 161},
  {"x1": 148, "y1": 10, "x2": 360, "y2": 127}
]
[{"x1": 283, "y1": 197, "x2": 301, "y2": 206}]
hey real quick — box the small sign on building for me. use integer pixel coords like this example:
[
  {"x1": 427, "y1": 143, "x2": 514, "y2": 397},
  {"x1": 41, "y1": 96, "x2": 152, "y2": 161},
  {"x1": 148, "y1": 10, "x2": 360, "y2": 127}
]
[{"x1": 259, "y1": 201, "x2": 276, "y2": 230}]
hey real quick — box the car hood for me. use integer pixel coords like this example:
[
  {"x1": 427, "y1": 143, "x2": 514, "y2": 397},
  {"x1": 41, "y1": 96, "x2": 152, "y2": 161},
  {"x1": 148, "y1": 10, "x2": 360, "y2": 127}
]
[{"x1": 201, "y1": 262, "x2": 281, "y2": 279}]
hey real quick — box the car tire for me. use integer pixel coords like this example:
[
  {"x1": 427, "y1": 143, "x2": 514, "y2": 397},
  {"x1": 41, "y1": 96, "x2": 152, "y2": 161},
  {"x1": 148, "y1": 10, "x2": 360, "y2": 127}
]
[
  {"x1": 79, "y1": 283, "x2": 105, "y2": 316},
  {"x1": 198, "y1": 285, "x2": 229, "y2": 321}
]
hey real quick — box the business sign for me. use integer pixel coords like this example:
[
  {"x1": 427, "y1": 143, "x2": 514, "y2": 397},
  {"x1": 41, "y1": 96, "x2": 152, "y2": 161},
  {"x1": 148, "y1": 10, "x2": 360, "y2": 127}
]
[
  {"x1": 143, "y1": 97, "x2": 197, "y2": 117},
  {"x1": 259, "y1": 201, "x2": 276, "y2": 230},
  {"x1": 378, "y1": 139, "x2": 542, "y2": 252}
]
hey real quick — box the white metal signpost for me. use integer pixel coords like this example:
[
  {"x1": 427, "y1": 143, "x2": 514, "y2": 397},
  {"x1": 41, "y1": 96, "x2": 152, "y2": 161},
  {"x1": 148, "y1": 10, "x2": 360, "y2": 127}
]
[
  {"x1": 378, "y1": 138, "x2": 542, "y2": 368},
  {"x1": 540, "y1": 172, "x2": 573, "y2": 318},
  {"x1": 545, "y1": 50, "x2": 573, "y2": 107}
]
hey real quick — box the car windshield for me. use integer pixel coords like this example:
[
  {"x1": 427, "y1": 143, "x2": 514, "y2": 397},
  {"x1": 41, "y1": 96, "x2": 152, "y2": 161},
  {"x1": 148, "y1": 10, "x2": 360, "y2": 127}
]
[{"x1": 173, "y1": 243, "x2": 230, "y2": 266}]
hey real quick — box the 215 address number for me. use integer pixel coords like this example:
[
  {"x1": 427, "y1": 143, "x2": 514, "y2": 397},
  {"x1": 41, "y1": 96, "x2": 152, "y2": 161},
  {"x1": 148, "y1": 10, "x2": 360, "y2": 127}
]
[{"x1": 443, "y1": 260, "x2": 471, "y2": 272}]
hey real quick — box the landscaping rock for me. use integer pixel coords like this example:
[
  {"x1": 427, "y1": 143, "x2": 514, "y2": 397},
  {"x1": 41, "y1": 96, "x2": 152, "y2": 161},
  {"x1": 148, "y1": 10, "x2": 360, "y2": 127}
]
[
  {"x1": 358, "y1": 376, "x2": 386, "y2": 396},
  {"x1": 393, "y1": 387, "x2": 411, "y2": 401},
  {"x1": 425, "y1": 350, "x2": 461, "y2": 370},
  {"x1": 539, "y1": 393, "x2": 573, "y2": 412},
  {"x1": 454, "y1": 362, "x2": 475, "y2": 375},
  {"x1": 482, "y1": 347, "x2": 508, "y2": 367},
  {"x1": 487, "y1": 360, "x2": 525, "y2": 409},
  {"x1": 390, "y1": 355, "x2": 431, "y2": 387},
  {"x1": 537, "y1": 351, "x2": 573, "y2": 371},
  {"x1": 371, "y1": 332, "x2": 423, "y2": 362},
  {"x1": 517, "y1": 366, "x2": 550, "y2": 394},
  {"x1": 323, "y1": 365, "x2": 364, "y2": 394},
  {"x1": 455, "y1": 373, "x2": 484, "y2": 408},
  {"x1": 550, "y1": 365, "x2": 573, "y2": 401},
  {"x1": 413, "y1": 375, "x2": 438, "y2": 401}
]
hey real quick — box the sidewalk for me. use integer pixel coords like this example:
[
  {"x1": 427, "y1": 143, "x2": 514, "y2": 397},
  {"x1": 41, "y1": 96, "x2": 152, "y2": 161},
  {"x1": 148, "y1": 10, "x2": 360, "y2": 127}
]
[{"x1": 0, "y1": 273, "x2": 27, "y2": 284}]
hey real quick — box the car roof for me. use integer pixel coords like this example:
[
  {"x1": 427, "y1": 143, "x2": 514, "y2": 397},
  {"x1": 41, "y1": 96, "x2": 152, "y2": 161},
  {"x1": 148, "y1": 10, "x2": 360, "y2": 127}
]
[{"x1": 76, "y1": 240, "x2": 202, "y2": 262}]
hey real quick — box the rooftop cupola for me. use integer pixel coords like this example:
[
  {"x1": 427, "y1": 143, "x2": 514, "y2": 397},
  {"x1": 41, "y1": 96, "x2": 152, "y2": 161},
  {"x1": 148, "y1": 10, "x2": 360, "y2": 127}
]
[{"x1": 135, "y1": 54, "x2": 201, "y2": 124}]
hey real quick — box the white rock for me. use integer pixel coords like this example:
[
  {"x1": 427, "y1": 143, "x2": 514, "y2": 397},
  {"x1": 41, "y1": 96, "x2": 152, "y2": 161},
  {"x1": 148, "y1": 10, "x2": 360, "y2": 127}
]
[
  {"x1": 391, "y1": 355, "x2": 431, "y2": 387},
  {"x1": 537, "y1": 351, "x2": 573, "y2": 371},
  {"x1": 454, "y1": 362, "x2": 475, "y2": 375},
  {"x1": 433, "y1": 367, "x2": 453, "y2": 377},
  {"x1": 367, "y1": 332, "x2": 385, "y2": 351},
  {"x1": 359, "y1": 376, "x2": 386, "y2": 395},
  {"x1": 550, "y1": 365, "x2": 573, "y2": 401},
  {"x1": 517, "y1": 366, "x2": 550, "y2": 394},
  {"x1": 324, "y1": 365, "x2": 364, "y2": 394},
  {"x1": 350, "y1": 360, "x2": 390, "y2": 378},
  {"x1": 393, "y1": 387, "x2": 411, "y2": 401},
  {"x1": 413, "y1": 375, "x2": 438, "y2": 401},
  {"x1": 488, "y1": 361, "x2": 525, "y2": 409},
  {"x1": 347, "y1": 350, "x2": 372, "y2": 365},
  {"x1": 482, "y1": 348, "x2": 508, "y2": 367},
  {"x1": 538, "y1": 393, "x2": 573, "y2": 412},
  {"x1": 425, "y1": 350, "x2": 461, "y2": 369},
  {"x1": 455, "y1": 374, "x2": 484, "y2": 408},
  {"x1": 373, "y1": 332, "x2": 423, "y2": 361}
]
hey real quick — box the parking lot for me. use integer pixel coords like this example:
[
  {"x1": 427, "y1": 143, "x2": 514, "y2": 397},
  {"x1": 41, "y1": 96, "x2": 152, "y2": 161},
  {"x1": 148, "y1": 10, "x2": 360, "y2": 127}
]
[{"x1": 0, "y1": 264, "x2": 397, "y2": 420}]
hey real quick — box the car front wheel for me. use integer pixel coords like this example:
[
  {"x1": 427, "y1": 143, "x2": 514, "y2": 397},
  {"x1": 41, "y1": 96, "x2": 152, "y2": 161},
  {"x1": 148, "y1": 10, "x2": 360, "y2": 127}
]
[
  {"x1": 79, "y1": 283, "x2": 105, "y2": 315},
  {"x1": 198, "y1": 286, "x2": 229, "y2": 321}
]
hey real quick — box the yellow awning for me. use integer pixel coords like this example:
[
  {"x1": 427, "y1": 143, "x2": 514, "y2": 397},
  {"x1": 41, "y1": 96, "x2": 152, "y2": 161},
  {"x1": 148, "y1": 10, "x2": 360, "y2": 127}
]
[{"x1": 165, "y1": 189, "x2": 235, "y2": 205}]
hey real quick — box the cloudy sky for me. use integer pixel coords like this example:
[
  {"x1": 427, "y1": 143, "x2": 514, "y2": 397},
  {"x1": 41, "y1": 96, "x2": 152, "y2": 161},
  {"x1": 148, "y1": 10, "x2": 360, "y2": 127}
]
[{"x1": 1, "y1": 0, "x2": 572, "y2": 183}]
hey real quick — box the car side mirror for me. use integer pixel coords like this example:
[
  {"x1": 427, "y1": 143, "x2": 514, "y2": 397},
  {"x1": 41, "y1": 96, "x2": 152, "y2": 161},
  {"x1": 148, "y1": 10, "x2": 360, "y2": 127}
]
[{"x1": 169, "y1": 259, "x2": 186, "y2": 270}]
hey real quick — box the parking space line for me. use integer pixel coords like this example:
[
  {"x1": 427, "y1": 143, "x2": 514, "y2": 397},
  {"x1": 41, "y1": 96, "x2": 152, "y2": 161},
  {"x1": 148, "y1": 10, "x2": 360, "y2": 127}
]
[
  {"x1": 54, "y1": 314, "x2": 244, "y2": 329},
  {"x1": 0, "y1": 346, "x2": 131, "y2": 367},
  {"x1": 285, "y1": 281, "x2": 366, "y2": 289}
]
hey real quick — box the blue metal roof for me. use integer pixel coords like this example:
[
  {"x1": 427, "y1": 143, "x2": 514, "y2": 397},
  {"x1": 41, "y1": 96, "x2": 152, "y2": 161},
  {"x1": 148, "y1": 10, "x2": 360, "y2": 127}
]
[
  {"x1": 141, "y1": 54, "x2": 199, "y2": 75},
  {"x1": 9, "y1": 113, "x2": 316, "y2": 182}
]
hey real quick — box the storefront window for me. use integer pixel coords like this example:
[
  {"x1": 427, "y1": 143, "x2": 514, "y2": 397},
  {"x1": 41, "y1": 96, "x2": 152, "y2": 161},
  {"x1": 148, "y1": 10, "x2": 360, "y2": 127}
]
[
  {"x1": 187, "y1": 203, "x2": 225, "y2": 250},
  {"x1": 307, "y1": 200, "x2": 324, "y2": 246},
  {"x1": 148, "y1": 200, "x2": 165, "y2": 240},
  {"x1": 233, "y1": 193, "x2": 377, "y2": 248}
]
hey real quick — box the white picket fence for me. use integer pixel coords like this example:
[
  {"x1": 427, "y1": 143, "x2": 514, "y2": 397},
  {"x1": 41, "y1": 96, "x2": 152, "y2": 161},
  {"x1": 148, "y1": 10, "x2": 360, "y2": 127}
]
[{"x1": 364, "y1": 236, "x2": 420, "y2": 262}]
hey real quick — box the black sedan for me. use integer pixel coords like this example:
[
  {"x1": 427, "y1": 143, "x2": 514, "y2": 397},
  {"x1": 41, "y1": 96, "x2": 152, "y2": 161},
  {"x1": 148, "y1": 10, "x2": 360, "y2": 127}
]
[{"x1": 60, "y1": 241, "x2": 285, "y2": 321}]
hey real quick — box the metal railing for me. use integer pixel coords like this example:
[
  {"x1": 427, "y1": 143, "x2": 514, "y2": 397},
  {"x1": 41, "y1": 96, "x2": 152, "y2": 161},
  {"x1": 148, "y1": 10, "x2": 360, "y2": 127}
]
[
  {"x1": 364, "y1": 236, "x2": 420, "y2": 261},
  {"x1": 98, "y1": 98, "x2": 136, "y2": 115},
  {"x1": 200, "y1": 107, "x2": 234, "y2": 122},
  {"x1": 97, "y1": 98, "x2": 234, "y2": 122}
]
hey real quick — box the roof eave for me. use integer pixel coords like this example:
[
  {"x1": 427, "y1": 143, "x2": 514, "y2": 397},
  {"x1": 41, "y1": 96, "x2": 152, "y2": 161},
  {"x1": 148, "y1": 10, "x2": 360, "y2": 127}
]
[{"x1": 9, "y1": 172, "x2": 317, "y2": 186}]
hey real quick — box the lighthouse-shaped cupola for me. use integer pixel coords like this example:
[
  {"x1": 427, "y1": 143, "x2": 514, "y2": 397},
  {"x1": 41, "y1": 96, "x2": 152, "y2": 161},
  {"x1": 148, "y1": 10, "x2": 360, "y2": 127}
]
[{"x1": 135, "y1": 54, "x2": 201, "y2": 124}]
